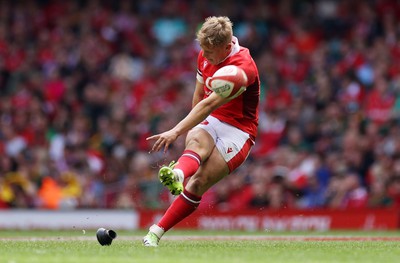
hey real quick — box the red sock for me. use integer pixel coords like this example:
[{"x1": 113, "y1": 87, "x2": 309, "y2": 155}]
[
  {"x1": 175, "y1": 150, "x2": 201, "y2": 179},
  {"x1": 158, "y1": 189, "x2": 201, "y2": 231}
]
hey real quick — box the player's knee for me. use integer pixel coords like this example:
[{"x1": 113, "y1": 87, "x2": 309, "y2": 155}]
[
  {"x1": 186, "y1": 136, "x2": 202, "y2": 149},
  {"x1": 187, "y1": 130, "x2": 204, "y2": 145},
  {"x1": 186, "y1": 130, "x2": 213, "y2": 157}
]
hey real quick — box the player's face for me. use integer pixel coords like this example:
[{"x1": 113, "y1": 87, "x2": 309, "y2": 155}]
[{"x1": 201, "y1": 43, "x2": 231, "y2": 65}]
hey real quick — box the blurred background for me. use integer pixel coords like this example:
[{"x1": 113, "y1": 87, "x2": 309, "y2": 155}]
[{"x1": 1, "y1": 0, "x2": 400, "y2": 225}]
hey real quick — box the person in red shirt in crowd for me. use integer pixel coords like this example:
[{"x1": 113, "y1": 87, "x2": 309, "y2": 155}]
[
  {"x1": 142, "y1": 16, "x2": 260, "y2": 246},
  {"x1": 365, "y1": 76, "x2": 395, "y2": 125}
]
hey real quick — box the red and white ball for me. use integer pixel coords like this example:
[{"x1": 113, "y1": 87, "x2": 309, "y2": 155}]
[{"x1": 206, "y1": 65, "x2": 248, "y2": 99}]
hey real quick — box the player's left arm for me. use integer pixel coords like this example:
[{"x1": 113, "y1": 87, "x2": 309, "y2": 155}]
[{"x1": 192, "y1": 80, "x2": 204, "y2": 108}]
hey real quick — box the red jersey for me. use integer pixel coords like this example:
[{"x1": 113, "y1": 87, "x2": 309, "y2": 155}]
[{"x1": 196, "y1": 37, "x2": 260, "y2": 140}]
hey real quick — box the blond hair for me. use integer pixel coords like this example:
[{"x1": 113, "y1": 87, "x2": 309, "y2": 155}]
[{"x1": 196, "y1": 16, "x2": 233, "y2": 47}]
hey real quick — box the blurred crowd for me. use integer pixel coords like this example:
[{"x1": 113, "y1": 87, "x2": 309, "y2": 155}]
[{"x1": 1, "y1": 0, "x2": 400, "y2": 211}]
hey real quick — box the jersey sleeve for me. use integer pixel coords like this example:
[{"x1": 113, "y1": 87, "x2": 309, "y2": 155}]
[
  {"x1": 240, "y1": 59, "x2": 257, "y2": 88},
  {"x1": 196, "y1": 69, "x2": 204, "y2": 84}
]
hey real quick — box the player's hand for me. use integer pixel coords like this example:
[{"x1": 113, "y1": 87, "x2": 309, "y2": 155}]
[{"x1": 146, "y1": 130, "x2": 179, "y2": 153}]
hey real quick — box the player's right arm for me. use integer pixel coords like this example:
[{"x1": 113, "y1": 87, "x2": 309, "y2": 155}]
[{"x1": 147, "y1": 91, "x2": 227, "y2": 153}]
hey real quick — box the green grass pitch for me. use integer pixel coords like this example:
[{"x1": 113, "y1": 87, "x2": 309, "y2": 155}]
[{"x1": 1, "y1": 230, "x2": 400, "y2": 263}]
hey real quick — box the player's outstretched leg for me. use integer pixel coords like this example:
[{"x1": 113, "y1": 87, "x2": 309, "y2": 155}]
[{"x1": 159, "y1": 161, "x2": 183, "y2": 195}]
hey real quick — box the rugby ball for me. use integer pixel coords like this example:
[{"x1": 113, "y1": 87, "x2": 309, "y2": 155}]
[{"x1": 205, "y1": 65, "x2": 248, "y2": 99}]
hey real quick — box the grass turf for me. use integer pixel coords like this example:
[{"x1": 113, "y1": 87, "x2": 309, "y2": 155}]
[{"x1": 0, "y1": 230, "x2": 400, "y2": 263}]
